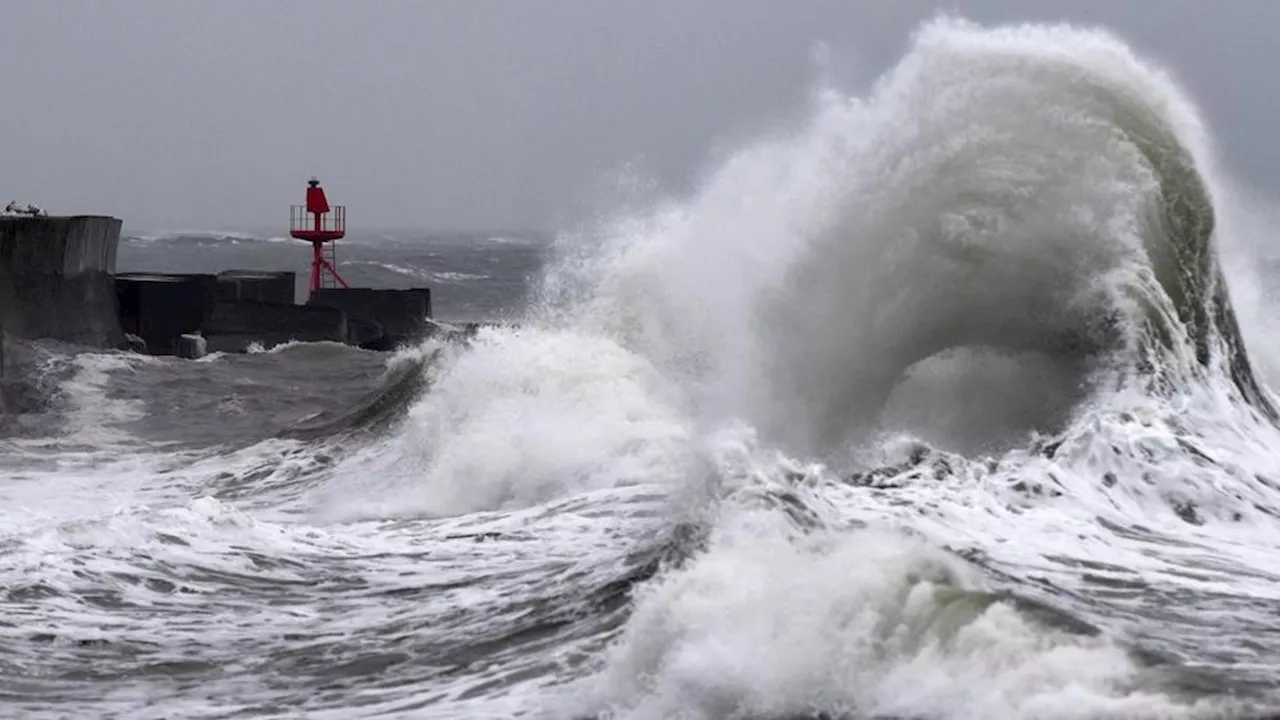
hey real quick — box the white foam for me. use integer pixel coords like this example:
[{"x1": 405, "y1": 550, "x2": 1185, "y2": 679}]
[
  {"x1": 569, "y1": 513, "x2": 1239, "y2": 720},
  {"x1": 9, "y1": 351, "x2": 160, "y2": 451},
  {"x1": 316, "y1": 326, "x2": 699, "y2": 519}
]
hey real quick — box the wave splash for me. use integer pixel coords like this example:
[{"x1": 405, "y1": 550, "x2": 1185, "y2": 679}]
[
  {"x1": 536, "y1": 16, "x2": 1273, "y2": 461},
  {"x1": 572, "y1": 514, "x2": 1251, "y2": 720},
  {"x1": 523, "y1": 16, "x2": 1280, "y2": 719}
]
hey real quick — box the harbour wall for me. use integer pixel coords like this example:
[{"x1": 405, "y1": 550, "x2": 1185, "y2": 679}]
[
  {"x1": 115, "y1": 272, "x2": 435, "y2": 356},
  {"x1": 1, "y1": 214, "x2": 450, "y2": 361},
  {"x1": 0, "y1": 215, "x2": 125, "y2": 348},
  {"x1": 308, "y1": 288, "x2": 432, "y2": 351}
]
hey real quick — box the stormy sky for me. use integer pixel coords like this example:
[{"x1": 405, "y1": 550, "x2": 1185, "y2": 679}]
[{"x1": 1, "y1": 0, "x2": 1277, "y2": 233}]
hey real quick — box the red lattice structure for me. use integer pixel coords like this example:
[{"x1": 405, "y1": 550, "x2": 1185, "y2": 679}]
[{"x1": 289, "y1": 178, "x2": 350, "y2": 295}]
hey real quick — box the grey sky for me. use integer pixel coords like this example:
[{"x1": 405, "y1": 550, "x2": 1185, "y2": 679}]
[{"x1": 2, "y1": 1, "x2": 1277, "y2": 233}]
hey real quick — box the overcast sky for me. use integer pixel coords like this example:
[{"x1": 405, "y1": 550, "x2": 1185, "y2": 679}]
[{"x1": 2, "y1": 1, "x2": 1278, "y2": 233}]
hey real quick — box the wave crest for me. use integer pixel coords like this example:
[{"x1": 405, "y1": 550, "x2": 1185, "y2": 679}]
[{"x1": 540, "y1": 17, "x2": 1274, "y2": 459}]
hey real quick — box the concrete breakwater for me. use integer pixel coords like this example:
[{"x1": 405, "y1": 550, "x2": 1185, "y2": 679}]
[
  {"x1": 0, "y1": 215, "x2": 125, "y2": 349},
  {"x1": 1, "y1": 214, "x2": 448, "y2": 361}
]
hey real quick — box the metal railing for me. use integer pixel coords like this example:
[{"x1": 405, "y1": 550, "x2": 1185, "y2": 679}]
[{"x1": 290, "y1": 204, "x2": 346, "y2": 235}]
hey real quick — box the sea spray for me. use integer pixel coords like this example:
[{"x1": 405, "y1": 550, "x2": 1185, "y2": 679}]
[{"x1": 522, "y1": 16, "x2": 1280, "y2": 718}]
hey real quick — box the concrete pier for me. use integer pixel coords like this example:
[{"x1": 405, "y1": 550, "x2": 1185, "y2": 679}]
[
  {"x1": 217, "y1": 270, "x2": 296, "y2": 305},
  {"x1": 201, "y1": 301, "x2": 347, "y2": 353},
  {"x1": 2, "y1": 212, "x2": 445, "y2": 359},
  {"x1": 0, "y1": 215, "x2": 125, "y2": 348},
  {"x1": 115, "y1": 273, "x2": 216, "y2": 355},
  {"x1": 116, "y1": 272, "x2": 352, "y2": 355},
  {"x1": 308, "y1": 288, "x2": 432, "y2": 350}
]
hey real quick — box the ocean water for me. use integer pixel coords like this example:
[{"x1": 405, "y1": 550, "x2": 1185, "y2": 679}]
[{"x1": 6, "y1": 16, "x2": 1280, "y2": 720}]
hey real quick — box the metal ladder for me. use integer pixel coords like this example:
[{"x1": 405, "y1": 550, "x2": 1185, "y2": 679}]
[{"x1": 322, "y1": 242, "x2": 339, "y2": 289}]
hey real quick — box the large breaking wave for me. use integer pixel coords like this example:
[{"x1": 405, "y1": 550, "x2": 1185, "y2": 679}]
[
  {"x1": 487, "y1": 16, "x2": 1280, "y2": 719},
  {"x1": 531, "y1": 16, "x2": 1275, "y2": 463},
  {"x1": 264, "y1": 17, "x2": 1280, "y2": 720}
]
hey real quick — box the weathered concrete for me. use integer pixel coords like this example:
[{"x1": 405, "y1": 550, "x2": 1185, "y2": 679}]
[
  {"x1": 0, "y1": 215, "x2": 125, "y2": 348},
  {"x1": 217, "y1": 270, "x2": 296, "y2": 305},
  {"x1": 201, "y1": 301, "x2": 347, "y2": 353},
  {"x1": 117, "y1": 272, "x2": 356, "y2": 356},
  {"x1": 308, "y1": 288, "x2": 432, "y2": 350},
  {"x1": 115, "y1": 273, "x2": 217, "y2": 355}
]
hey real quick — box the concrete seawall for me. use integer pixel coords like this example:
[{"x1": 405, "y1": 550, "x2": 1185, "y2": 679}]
[
  {"x1": 0, "y1": 215, "x2": 125, "y2": 348},
  {"x1": 116, "y1": 272, "x2": 347, "y2": 355},
  {"x1": 202, "y1": 300, "x2": 347, "y2": 353},
  {"x1": 217, "y1": 270, "x2": 296, "y2": 305},
  {"x1": 309, "y1": 288, "x2": 432, "y2": 350},
  {"x1": 0, "y1": 214, "x2": 470, "y2": 366},
  {"x1": 115, "y1": 273, "x2": 217, "y2": 355}
]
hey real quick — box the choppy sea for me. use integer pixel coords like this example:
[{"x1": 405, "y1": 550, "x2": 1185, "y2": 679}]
[{"x1": 6, "y1": 16, "x2": 1280, "y2": 720}]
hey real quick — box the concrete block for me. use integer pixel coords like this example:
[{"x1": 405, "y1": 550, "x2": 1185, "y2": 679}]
[
  {"x1": 217, "y1": 269, "x2": 297, "y2": 305},
  {"x1": 176, "y1": 333, "x2": 207, "y2": 359},
  {"x1": 201, "y1": 300, "x2": 347, "y2": 353},
  {"x1": 308, "y1": 287, "x2": 432, "y2": 350},
  {"x1": 115, "y1": 273, "x2": 217, "y2": 355},
  {"x1": 0, "y1": 215, "x2": 125, "y2": 348}
]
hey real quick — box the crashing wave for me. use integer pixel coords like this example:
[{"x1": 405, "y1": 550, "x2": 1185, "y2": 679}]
[{"x1": 537, "y1": 17, "x2": 1276, "y2": 461}]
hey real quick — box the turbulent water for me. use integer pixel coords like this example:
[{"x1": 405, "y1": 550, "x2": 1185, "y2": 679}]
[{"x1": 8, "y1": 17, "x2": 1280, "y2": 720}]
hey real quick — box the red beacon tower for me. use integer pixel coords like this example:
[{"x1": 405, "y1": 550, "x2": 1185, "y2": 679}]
[{"x1": 289, "y1": 177, "x2": 350, "y2": 296}]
